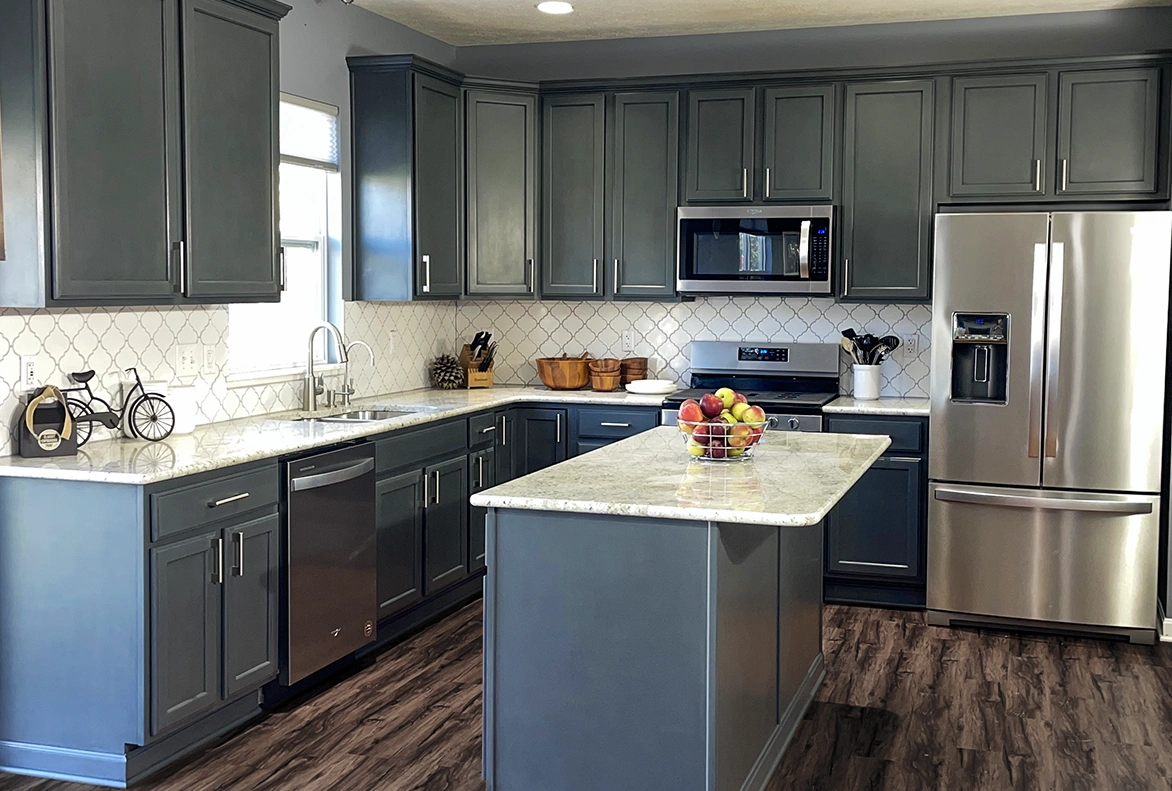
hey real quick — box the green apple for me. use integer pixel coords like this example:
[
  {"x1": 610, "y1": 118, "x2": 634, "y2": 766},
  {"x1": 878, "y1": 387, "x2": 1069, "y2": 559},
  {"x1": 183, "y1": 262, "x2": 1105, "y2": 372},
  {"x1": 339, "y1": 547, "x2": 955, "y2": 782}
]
[
  {"x1": 714, "y1": 387, "x2": 737, "y2": 410},
  {"x1": 730, "y1": 401, "x2": 751, "y2": 421}
]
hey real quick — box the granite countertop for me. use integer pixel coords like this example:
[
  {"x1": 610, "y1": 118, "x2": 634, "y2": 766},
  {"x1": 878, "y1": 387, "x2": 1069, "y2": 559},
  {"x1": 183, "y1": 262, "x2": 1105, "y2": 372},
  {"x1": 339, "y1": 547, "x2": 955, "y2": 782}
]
[
  {"x1": 824, "y1": 396, "x2": 931, "y2": 416},
  {"x1": 470, "y1": 426, "x2": 891, "y2": 527},
  {"x1": 0, "y1": 386, "x2": 670, "y2": 485}
]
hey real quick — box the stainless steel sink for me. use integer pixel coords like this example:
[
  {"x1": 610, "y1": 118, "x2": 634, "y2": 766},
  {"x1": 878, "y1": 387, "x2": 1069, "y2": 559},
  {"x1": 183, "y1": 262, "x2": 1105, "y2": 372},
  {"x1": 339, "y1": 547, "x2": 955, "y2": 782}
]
[{"x1": 302, "y1": 409, "x2": 413, "y2": 423}]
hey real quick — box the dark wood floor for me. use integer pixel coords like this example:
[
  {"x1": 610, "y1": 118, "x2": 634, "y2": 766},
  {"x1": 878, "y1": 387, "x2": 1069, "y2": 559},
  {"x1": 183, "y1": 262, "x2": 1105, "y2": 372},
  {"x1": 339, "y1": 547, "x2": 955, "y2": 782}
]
[{"x1": 2, "y1": 602, "x2": 1170, "y2": 791}]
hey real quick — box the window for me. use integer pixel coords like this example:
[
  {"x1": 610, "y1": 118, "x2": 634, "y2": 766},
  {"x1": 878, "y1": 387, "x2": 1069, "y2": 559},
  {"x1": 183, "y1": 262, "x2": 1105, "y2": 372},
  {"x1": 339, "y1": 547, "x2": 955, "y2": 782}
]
[{"x1": 228, "y1": 94, "x2": 341, "y2": 377}]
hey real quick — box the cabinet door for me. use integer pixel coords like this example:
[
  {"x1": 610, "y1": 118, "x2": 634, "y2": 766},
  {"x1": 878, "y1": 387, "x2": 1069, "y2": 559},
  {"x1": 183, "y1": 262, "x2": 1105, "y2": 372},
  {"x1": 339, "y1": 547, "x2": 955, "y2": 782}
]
[
  {"x1": 762, "y1": 85, "x2": 836, "y2": 201},
  {"x1": 574, "y1": 438, "x2": 611, "y2": 457},
  {"x1": 611, "y1": 92, "x2": 679, "y2": 299},
  {"x1": 150, "y1": 531, "x2": 221, "y2": 735},
  {"x1": 375, "y1": 470, "x2": 425, "y2": 619},
  {"x1": 466, "y1": 90, "x2": 537, "y2": 297},
  {"x1": 841, "y1": 80, "x2": 935, "y2": 302},
  {"x1": 542, "y1": 94, "x2": 606, "y2": 297},
  {"x1": 684, "y1": 88, "x2": 755, "y2": 202},
  {"x1": 1057, "y1": 68, "x2": 1161, "y2": 195},
  {"x1": 46, "y1": 0, "x2": 180, "y2": 301},
  {"x1": 949, "y1": 74, "x2": 1048, "y2": 198},
  {"x1": 495, "y1": 411, "x2": 517, "y2": 484},
  {"x1": 516, "y1": 408, "x2": 568, "y2": 477},
  {"x1": 181, "y1": 0, "x2": 280, "y2": 300},
  {"x1": 222, "y1": 512, "x2": 279, "y2": 697},
  {"x1": 424, "y1": 456, "x2": 469, "y2": 593},
  {"x1": 826, "y1": 456, "x2": 923, "y2": 580},
  {"x1": 469, "y1": 447, "x2": 496, "y2": 573},
  {"x1": 414, "y1": 74, "x2": 463, "y2": 297}
]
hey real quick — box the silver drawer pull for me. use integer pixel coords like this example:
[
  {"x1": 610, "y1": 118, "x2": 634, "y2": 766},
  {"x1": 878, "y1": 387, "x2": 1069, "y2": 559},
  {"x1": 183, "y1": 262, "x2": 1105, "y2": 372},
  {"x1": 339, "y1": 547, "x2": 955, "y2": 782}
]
[
  {"x1": 840, "y1": 560, "x2": 910, "y2": 570},
  {"x1": 599, "y1": 422, "x2": 630, "y2": 428},
  {"x1": 208, "y1": 492, "x2": 249, "y2": 508},
  {"x1": 480, "y1": 425, "x2": 497, "y2": 434}
]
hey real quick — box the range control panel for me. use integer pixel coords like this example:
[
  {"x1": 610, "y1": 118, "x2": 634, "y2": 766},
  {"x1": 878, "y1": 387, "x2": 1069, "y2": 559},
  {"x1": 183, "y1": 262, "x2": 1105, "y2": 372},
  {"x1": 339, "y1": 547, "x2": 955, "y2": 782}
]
[{"x1": 738, "y1": 346, "x2": 789, "y2": 362}]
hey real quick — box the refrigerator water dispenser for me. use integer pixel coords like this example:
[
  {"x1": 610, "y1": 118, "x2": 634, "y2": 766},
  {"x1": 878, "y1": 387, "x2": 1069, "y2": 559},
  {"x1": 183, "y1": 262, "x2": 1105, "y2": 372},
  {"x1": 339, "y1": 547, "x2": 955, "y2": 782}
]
[{"x1": 950, "y1": 313, "x2": 1008, "y2": 404}]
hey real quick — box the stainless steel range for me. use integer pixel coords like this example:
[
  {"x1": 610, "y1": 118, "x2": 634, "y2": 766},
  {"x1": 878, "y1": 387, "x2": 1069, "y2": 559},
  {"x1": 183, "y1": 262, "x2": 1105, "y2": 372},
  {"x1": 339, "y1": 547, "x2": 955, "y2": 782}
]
[{"x1": 660, "y1": 341, "x2": 839, "y2": 430}]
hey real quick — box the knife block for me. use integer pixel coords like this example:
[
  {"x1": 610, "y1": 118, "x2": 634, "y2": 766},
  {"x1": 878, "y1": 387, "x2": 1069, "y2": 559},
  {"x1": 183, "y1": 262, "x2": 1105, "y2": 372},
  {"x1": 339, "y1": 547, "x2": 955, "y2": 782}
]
[{"x1": 458, "y1": 345, "x2": 494, "y2": 389}]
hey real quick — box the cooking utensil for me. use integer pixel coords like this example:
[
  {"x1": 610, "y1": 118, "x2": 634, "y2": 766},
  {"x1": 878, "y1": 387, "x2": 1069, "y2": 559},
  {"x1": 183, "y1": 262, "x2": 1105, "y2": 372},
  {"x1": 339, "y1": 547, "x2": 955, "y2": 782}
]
[
  {"x1": 842, "y1": 328, "x2": 858, "y2": 341},
  {"x1": 840, "y1": 337, "x2": 862, "y2": 364}
]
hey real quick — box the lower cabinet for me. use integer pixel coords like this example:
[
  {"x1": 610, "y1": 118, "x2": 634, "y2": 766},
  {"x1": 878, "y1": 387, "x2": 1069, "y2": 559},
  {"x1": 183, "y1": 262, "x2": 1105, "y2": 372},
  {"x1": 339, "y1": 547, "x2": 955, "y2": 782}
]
[
  {"x1": 469, "y1": 446, "x2": 496, "y2": 573},
  {"x1": 150, "y1": 511, "x2": 279, "y2": 736},
  {"x1": 375, "y1": 470, "x2": 425, "y2": 619},
  {"x1": 423, "y1": 455, "x2": 469, "y2": 593},
  {"x1": 515, "y1": 408, "x2": 568, "y2": 476},
  {"x1": 495, "y1": 410, "x2": 517, "y2": 484},
  {"x1": 825, "y1": 456, "x2": 923, "y2": 578},
  {"x1": 569, "y1": 406, "x2": 660, "y2": 457}
]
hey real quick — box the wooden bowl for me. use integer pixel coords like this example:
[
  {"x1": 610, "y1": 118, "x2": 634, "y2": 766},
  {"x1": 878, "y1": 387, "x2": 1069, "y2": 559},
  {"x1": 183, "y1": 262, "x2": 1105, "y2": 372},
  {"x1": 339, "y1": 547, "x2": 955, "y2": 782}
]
[
  {"x1": 591, "y1": 372, "x2": 622, "y2": 392},
  {"x1": 622, "y1": 370, "x2": 647, "y2": 385},
  {"x1": 536, "y1": 355, "x2": 591, "y2": 390},
  {"x1": 589, "y1": 358, "x2": 621, "y2": 374}
]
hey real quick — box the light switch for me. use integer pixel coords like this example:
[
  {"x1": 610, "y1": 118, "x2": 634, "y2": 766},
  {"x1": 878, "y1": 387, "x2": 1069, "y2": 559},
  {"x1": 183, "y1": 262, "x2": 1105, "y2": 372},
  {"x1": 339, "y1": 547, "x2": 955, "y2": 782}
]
[{"x1": 176, "y1": 344, "x2": 200, "y2": 377}]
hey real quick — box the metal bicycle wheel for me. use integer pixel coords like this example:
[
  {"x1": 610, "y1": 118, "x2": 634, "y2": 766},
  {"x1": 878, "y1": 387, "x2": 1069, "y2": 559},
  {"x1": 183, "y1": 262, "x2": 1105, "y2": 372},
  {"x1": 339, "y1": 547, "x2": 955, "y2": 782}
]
[
  {"x1": 66, "y1": 399, "x2": 95, "y2": 447},
  {"x1": 129, "y1": 394, "x2": 175, "y2": 442}
]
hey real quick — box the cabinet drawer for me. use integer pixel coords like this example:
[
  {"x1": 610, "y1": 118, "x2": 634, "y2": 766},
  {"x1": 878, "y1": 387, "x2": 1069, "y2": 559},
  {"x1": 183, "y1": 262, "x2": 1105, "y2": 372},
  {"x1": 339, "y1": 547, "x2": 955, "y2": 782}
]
[
  {"x1": 468, "y1": 412, "x2": 499, "y2": 448},
  {"x1": 825, "y1": 416, "x2": 924, "y2": 454},
  {"x1": 151, "y1": 465, "x2": 279, "y2": 542},
  {"x1": 576, "y1": 408, "x2": 658, "y2": 439},
  {"x1": 376, "y1": 420, "x2": 467, "y2": 474}
]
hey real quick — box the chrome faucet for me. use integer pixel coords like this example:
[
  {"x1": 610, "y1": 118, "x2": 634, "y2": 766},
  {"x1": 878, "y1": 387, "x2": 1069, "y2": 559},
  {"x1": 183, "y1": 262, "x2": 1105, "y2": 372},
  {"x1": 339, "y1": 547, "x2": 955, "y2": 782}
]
[
  {"x1": 305, "y1": 322, "x2": 349, "y2": 412},
  {"x1": 337, "y1": 340, "x2": 376, "y2": 407}
]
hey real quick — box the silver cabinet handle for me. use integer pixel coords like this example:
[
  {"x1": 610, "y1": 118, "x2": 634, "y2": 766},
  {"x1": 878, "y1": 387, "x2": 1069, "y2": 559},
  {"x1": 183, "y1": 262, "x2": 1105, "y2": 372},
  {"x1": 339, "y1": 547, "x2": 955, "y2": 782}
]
[
  {"x1": 279, "y1": 246, "x2": 287, "y2": 291},
  {"x1": 555, "y1": 413, "x2": 562, "y2": 443},
  {"x1": 614, "y1": 259, "x2": 621, "y2": 293},
  {"x1": 1044, "y1": 242, "x2": 1065, "y2": 459},
  {"x1": 1033, "y1": 160, "x2": 1042, "y2": 192},
  {"x1": 499, "y1": 415, "x2": 507, "y2": 446},
  {"x1": 842, "y1": 257, "x2": 851, "y2": 296},
  {"x1": 422, "y1": 471, "x2": 428, "y2": 507},
  {"x1": 232, "y1": 531, "x2": 244, "y2": 577},
  {"x1": 592, "y1": 259, "x2": 599, "y2": 294},
  {"x1": 934, "y1": 486, "x2": 1153, "y2": 515},
  {"x1": 840, "y1": 560, "x2": 910, "y2": 570},
  {"x1": 527, "y1": 259, "x2": 535, "y2": 294},
  {"x1": 480, "y1": 425, "x2": 497, "y2": 434},
  {"x1": 208, "y1": 492, "x2": 249, "y2": 508},
  {"x1": 599, "y1": 422, "x2": 630, "y2": 428},
  {"x1": 477, "y1": 455, "x2": 484, "y2": 488},
  {"x1": 422, "y1": 254, "x2": 431, "y2": 293},
  {"x1": 765, "y1": 166, "x2": 771, "y2": 198},
  {"x1": 742, "y1": 168, "x2": 748, "y2": 199},
  {"x1": 212, "y1": 537, "x2": 224, "y2": 585},
  {"x1": 1027, "y1": 243, "x2": 1047, "y2": 458},
  {"x1": 172, "y1": 241, "x2": 187, "y2": 295},
  {"x1": 433, "y1": 470, "x2": 441, "y2": 504},
  {"x1": 1061, "y1": 159, "x2": 1069, "y2": 191}
]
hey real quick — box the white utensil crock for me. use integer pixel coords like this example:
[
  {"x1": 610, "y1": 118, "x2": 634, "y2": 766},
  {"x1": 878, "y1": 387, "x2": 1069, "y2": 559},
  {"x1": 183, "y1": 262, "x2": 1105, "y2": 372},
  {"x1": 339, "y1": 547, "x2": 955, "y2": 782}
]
[{"x1": 852, "y1": 365, "x2": 882, "y2": 401}]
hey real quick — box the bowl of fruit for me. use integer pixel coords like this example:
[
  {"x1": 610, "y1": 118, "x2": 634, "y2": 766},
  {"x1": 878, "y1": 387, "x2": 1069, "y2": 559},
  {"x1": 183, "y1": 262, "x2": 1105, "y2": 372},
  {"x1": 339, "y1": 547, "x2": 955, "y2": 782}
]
[{"x1": 676, "y1": 388, "x2": 769, "y2": 462}]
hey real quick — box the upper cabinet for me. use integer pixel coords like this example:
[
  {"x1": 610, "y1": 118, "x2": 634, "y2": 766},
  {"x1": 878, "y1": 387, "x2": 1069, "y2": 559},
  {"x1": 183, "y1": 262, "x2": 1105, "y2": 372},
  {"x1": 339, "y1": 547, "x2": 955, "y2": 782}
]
[
  {"x1": 946, "y1": 66, "x2": 1164, "y2": 201},
  {"x1": 0, "y1": 0, "x2": 288, "y2": 308},
  {"x1": 761, "y1": 85, "x2": 836, "y2": 201},
  {"x1": 840, "y1": 80, "x2": 935, "y2": 302},
  {"x1": 349, "y1": 56, "x2": 463, "y2": 301},
  {"x1": 684, "y1": 88, "x2": 755, "y2": 202},
  {"x1": 465, "y1": 88, "x2": 538, "y2": 298},
  {"x1": 1057, "y1": 68, "x2": 1161, "y2": 196}
]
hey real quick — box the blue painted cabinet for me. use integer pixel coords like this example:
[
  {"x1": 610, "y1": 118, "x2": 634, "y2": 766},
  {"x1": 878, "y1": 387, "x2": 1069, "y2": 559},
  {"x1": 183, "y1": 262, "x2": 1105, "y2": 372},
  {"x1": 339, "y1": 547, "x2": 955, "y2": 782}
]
[
  {"x1": 222, "y1": 513, "x2": 280, "y2": 697},
  {"x1": 516, "y1": 408, "x2": 568, "y2": 476},
  {"x1": 423, "y1": 455, "x2": 469, "y2": 593},
  {"x1": 376, "y1": 470, "x2": 425, "y2": 619}
]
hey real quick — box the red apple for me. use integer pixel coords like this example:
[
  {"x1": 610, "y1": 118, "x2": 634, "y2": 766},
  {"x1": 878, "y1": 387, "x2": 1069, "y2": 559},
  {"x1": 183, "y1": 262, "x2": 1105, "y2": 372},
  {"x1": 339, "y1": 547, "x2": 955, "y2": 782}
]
[
  {"x1": 732, "y1": 392, "x2": 748, "y2": 406},
  {"x1": 728, "y1": 423, "x2": 753, "y2": 448},
  {"x1": 740, "y1": 405, "x2": 766, "y2": 427},
  {"x1": 699, "y1": 393, "x2": 724, "y2": 419},
  {"x1": 677, "y1": 399, "x2": 704, "y2": 433},
  {"x1": 708, "y1": 439, "x2": 728, "y2": 459}
]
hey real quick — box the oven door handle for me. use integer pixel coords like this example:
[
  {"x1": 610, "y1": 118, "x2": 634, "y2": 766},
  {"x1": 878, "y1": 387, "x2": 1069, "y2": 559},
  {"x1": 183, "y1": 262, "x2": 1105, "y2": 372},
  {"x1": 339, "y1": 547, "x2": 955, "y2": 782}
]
[
  {"x1": 290, "y1": 458, "x2": 374, "y2": 492},
  {"x1": 798, "y1": 220, "x2": 810, "y2": 279}
]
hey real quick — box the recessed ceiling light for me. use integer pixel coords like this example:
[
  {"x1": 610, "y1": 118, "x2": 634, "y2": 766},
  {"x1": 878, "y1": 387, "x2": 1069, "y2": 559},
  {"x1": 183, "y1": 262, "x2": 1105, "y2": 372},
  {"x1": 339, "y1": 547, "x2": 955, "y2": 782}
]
[{"x1": 537, "y1": 1, "x2": 574, "y2": 14}]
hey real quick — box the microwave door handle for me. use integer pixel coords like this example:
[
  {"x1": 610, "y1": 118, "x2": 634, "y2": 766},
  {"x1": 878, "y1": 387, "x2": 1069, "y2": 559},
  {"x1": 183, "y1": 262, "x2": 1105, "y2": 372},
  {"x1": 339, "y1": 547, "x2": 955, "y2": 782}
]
[{"x1": 798, "y1": 221, "x2": 810, "y2": 279}]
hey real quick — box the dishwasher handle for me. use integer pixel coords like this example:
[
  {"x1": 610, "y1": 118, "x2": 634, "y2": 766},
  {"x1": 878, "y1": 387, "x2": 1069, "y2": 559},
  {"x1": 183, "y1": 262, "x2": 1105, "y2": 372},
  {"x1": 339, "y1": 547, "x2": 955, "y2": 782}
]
[{"x1": 290, "y1": 457, "x2": 374, "y2": 492}]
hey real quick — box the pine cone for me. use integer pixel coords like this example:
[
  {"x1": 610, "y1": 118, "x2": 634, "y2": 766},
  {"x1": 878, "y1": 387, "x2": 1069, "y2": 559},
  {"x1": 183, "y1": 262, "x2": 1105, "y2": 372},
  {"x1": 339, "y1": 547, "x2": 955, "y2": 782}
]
[{"x1": 431, "y1": 354, "x2": 465, "y2": 390}]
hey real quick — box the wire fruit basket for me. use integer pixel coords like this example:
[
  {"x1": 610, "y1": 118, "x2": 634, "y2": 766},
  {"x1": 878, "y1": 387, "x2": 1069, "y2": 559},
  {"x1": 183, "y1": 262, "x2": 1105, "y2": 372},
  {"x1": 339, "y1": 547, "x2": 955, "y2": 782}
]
[{"x1": 677, "y1": 418, "x2": 769, "y2": 462}]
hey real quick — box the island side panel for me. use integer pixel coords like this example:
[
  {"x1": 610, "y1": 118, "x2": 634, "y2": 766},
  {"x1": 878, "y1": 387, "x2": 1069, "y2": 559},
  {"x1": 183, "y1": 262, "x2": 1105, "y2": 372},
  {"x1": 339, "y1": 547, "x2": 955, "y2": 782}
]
[
  {"x1": 484, "y1": 509, "x2": 710, "y2": 791},
  {"x1": 778, "y1": 521, "x2": 824, "y2": 714},
  {"x1": 709, "y1": 522, "x2": 780, "y2": 791}
]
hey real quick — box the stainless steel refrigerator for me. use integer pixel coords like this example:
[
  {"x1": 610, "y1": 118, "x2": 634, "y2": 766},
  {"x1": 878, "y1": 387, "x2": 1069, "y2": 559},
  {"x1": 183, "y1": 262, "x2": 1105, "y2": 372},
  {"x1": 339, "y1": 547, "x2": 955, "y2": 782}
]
[{"x1": 928, "y1": 211, "x2": 1172, "y2": 644}]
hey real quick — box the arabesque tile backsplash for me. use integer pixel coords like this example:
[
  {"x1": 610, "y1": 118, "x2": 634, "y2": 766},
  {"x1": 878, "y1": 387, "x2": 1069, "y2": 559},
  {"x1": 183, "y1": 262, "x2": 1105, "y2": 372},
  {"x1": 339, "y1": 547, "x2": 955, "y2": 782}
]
[{"x1": 0, "y1": 296, "x2": 929, "y2": 456}]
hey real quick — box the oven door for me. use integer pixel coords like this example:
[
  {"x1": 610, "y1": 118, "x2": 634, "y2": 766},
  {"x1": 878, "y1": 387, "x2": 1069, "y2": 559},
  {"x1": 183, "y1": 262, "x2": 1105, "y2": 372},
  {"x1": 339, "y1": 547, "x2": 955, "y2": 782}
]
[{"x1": 677, "y1": 206, "x2": 832, "y2": 295}]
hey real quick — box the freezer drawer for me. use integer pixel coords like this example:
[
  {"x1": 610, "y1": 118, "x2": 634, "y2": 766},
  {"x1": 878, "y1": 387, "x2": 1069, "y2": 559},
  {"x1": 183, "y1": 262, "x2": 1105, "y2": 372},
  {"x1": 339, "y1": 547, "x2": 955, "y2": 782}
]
[{"x1": 928, "y1": 483, "x2": 1158, "y2": 631}]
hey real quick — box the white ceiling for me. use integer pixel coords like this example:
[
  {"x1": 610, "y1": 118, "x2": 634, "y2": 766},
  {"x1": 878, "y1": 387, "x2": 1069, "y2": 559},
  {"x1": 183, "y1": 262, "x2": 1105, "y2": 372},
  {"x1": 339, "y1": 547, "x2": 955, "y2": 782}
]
[{"x1": 354, "y1": 0, "x2": 1172, "y2": 46}]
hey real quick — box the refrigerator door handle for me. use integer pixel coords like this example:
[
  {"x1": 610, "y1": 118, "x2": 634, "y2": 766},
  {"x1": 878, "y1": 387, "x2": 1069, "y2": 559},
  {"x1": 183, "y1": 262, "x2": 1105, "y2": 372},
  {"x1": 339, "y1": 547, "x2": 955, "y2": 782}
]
[
  {"x1": 1027, "y1": 243, "x2": 1048, "y2": 459},
  {"x1": 1044, "y1": 242, "x2": 1065, "y2": 458},
  {"x1": 934, "y1": 486, "x2": 1153, "y2": 515}
]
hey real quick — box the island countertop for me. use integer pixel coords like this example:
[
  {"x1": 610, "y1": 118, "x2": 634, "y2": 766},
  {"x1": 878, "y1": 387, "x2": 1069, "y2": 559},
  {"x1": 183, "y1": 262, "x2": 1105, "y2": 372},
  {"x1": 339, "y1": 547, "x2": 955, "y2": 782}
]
[{"x1": 471, "y1": 425, "x2": 891, "y2": 527}]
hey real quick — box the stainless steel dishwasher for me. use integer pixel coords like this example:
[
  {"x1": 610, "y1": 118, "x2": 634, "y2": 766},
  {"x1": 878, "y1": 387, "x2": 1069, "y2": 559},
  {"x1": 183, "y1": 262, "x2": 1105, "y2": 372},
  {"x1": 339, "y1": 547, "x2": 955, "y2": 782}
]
[{"x1": 282, "y1": 444, "x2": 376, "y2": 685}]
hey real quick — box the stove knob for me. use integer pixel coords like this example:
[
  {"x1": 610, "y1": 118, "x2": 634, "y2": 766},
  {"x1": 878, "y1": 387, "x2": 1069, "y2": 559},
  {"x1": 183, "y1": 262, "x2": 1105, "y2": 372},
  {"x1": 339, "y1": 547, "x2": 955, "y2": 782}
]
[{"x1": 787, "y1": 417, "x2": 800, "y2": 430}]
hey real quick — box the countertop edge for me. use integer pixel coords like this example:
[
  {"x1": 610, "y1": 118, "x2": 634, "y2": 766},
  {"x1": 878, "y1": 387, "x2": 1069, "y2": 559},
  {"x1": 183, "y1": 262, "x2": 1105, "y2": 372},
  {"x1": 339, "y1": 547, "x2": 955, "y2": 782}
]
[{"x1": 823, "y1": 397, "x2": 931, "y2": 417}]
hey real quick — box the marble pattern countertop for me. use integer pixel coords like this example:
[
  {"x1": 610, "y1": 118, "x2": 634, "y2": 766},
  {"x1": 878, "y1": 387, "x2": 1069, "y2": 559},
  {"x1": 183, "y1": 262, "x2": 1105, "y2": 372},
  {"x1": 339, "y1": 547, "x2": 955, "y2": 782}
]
[
  {"x1": 824, "y1": 396, "x2": 931, "y2": 416},
  {"x1": 471, "y1": 426, "x2": 891, "y2": 527},
  {"x1": 0, "y1": 387, "x2": 669, "y2": 485}
]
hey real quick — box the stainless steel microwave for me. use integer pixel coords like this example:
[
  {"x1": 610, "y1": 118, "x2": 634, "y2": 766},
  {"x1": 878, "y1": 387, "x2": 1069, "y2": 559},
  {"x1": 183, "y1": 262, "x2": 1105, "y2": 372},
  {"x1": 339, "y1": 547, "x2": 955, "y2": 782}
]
[{"x1": 677, "y1": 206, "x2": 833, "y2": 296}]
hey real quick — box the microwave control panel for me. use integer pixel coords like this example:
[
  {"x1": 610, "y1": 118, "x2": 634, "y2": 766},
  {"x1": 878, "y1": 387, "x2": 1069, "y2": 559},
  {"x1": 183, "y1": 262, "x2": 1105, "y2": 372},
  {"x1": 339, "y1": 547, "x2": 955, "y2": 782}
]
[{"x1": 809, "y1": 227, "x2": 830, "y2": 280}]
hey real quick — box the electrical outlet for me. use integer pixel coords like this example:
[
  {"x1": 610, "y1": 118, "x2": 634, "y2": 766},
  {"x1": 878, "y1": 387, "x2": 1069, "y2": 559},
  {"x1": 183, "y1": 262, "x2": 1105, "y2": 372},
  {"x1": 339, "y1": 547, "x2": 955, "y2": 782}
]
[
  {"x1": 19, "y1": 357, "x2": 37, "y2": 389},
  {"x1": 201, "y1": 345, "x2": 216, "y2": 375},
  {"x1": 899, "y1": 333, "x2": 919, "y2": 363},
  {"x1": 176, "y1": 344, "x2": 200, "y2": 377},
  {"x1": 621, "y1": 330, "x2": 637, "y2": 354},
  {"x1": 389, "y1": 330, "x2": 401, "y2": 357}
]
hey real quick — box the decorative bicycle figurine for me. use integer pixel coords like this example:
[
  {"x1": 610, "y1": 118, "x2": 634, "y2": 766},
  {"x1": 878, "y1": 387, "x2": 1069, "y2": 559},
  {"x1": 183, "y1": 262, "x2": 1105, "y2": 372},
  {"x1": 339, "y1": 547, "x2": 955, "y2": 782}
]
[{"x1": 63, "y1": 367, "x2": 175, "y2": 445}]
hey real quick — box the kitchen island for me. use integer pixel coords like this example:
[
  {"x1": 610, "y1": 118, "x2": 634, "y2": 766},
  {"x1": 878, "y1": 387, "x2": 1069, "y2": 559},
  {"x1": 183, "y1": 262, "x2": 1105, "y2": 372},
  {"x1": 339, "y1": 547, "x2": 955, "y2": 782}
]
[{"x1": 471, "y1": 426, "x2": 891, "y2": 791}]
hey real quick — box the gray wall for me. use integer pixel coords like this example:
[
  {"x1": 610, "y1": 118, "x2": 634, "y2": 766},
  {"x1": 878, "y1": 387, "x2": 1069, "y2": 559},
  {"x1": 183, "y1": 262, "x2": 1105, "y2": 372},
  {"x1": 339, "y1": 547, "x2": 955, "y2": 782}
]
[
  {"x1": 278, "y1": 0, "x2": 456, "y2": 287},
  {"x1": 454, "y1": 7, "x2": 1172, "y2": 82}
]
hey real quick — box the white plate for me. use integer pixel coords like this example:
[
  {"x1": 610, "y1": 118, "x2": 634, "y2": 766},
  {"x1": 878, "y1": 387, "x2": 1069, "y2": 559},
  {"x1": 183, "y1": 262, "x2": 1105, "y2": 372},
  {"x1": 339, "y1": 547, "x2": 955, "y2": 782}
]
[{"x1": 624, "y1": 379, "x2": 678, "y2": 395}]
